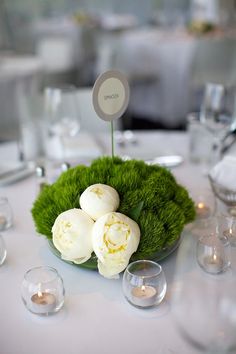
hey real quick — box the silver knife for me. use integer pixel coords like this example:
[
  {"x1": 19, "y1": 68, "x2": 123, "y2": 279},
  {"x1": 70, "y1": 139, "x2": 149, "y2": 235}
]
[{"x1": 0, "y1": 164, "x2": 28, "y2": 180}]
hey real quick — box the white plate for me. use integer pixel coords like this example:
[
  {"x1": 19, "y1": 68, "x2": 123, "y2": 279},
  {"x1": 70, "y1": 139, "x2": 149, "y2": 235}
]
[
  {"x1": 146, "y1": 155, "x2": 184, "y2": 168},
  {"x1": 0, "y1": 162, "x2": 35, "y2": 186}
]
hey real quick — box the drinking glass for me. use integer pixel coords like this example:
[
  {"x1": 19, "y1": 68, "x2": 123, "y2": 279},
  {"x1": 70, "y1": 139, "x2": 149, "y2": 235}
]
[
  {"x1": 200, "y1": 83, "x2": 234, "y2": 165},
  {"x1": 44, "y1": 85, "x2": 81, "y2": 161},
  {"x1": 172, "y1": 230, "x2": 236, "y2": 353},
  {"x1": 187, "y1": 112, "x2": 212, "y2": 166}
]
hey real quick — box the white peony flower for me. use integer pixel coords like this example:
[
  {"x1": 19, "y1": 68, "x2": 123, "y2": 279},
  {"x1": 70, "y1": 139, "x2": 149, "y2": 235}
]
[
  {"x1": 79, "y1": 184, "x2": 120, "y2": 221},
  {"x1": 92, "y1": 212, "x2": 140, "y2": 279},
  {"x1": 52, "y1": 208, "x2": 94, "y2": 264}
]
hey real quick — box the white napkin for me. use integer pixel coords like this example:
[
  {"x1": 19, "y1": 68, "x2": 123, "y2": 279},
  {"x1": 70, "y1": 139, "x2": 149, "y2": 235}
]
[{"x1": 209, "y1": 156, "x2": 236, "y2": 191}]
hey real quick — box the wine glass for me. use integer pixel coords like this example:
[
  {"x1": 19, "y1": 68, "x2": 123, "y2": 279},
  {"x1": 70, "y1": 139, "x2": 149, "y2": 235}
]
[
  {"x1": 200, "y1": 83, "x2": 234, "y2": 165},
  {"x1": 43, "y1": 85, "x2": 81, "y2": 162},
  {"x1": 172, "y1": 229, "x2": 236, "y2": 354}
]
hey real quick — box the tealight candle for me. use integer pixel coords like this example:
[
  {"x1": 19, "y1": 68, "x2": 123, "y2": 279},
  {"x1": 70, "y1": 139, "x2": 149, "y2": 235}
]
[
  {"x1": 131, "y1": 285, "x2": 157, "y2": 307},
  {"x1": 31, "y1": 291, "x2": 56, "y2": 314},
  {"x1": 223, "y1": 228, "x2": 232, "y2": 237},
  {"x1": 197, "y1": 217, "x2": 231, "y2": 274},
  {"x1": 195, "y1": 202, "x2": 211, "y2": 219},
  {"x1": 203, "y1": 253, "x2": 224, "y2": 274},
  {"x1": 223, "y1": 228, "x2": 236, "y2": 247}
]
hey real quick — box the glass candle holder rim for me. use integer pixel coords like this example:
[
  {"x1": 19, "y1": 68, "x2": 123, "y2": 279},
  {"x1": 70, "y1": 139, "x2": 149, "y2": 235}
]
[
  {"x1": 216, "y1": 212, "x2": 236, "y2": 223},
  {"x1": 126, "y1": 260, "x2": 163, "y2": 278},
  {"x1": 198, "y1": 233, "x2": 229, "y2": 246},
  {"x1": 24, "y1": 266, "x2": 61, "y2": 284},
  {"x1": 44, "y1": 84, "x2": 78, "y2": 95}
]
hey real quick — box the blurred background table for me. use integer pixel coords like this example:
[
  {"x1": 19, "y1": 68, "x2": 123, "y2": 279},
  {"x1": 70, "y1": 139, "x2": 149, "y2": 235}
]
[{"x1": 95, "y1": 27, "x2": 236, "y2": 129}]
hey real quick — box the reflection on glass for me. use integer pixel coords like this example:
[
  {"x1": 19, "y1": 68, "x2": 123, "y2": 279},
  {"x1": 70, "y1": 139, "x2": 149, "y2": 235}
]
[
  {"x1": 0, "y1": 234, "x2": 7, "y2": 265},
  {"x1": 200, "y1": 83, "x2": 234, "y2": 165},
  {"x1": 44, "y1": 85, "x2": 81, "y2": 161},
  {"x1": 172, "y1": 231, "x2": 236, "y2": 353}
]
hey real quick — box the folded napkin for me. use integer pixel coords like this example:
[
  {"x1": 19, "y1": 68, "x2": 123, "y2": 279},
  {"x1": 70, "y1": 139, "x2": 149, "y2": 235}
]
[{"x1": 209, "y1": 156, "x2": 236, "y2": 191}]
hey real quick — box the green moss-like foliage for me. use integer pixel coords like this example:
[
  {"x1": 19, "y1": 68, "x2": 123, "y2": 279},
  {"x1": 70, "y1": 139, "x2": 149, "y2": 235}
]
[{"x1": 31, "y1": 156, "x2": 195, "y2": 264}]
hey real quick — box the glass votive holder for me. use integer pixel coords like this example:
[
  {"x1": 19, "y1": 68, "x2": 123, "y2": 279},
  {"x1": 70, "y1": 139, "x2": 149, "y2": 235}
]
[
  {"x1": 217, "y1": 214, "x2": 236, "y2": 248},
  {"x1": 193, "y1": 190, "x2": 215, "y2": 221},
  {"x1": 0, "y1": 234, "x2": 7, "y2": 265},
  {"x1": 0, "y1": 197, "x2": 13, "y2": 231},
  {"x1": 122, "y1": 260, "x2": 167, "y2": 309},
  {"x1": 21, "y1": 266, "x2": 65, "y2": 315},
  {"x1": 197, "y1": 230, "x2": 231, "y2": 275}
]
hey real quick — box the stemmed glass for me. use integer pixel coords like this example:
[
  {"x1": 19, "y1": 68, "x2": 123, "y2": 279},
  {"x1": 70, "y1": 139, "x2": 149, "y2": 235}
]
[
  {"x1": 43, "y1": 85, "x2": 81, "y2": 162},
  {"x1": 200, "y1": 83, "x2": 234, "y2": 165},
  {"x1": 172, "y1": 230, "x2": 236, "y2": 353}
]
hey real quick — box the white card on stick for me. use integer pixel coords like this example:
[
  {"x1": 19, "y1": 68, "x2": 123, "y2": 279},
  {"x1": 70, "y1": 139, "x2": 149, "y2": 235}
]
[{"x1": 92, "y1": 70, "x2": 130, "y2": 122}]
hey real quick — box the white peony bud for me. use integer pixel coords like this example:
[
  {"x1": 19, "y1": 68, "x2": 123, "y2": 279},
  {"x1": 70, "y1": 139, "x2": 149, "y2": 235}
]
[
  {"x1": 52, "y1": 208, "x2": 94, "y2": 264},
  {"x1": 79, "y1": 184, "x2": 120, "y2": 221},
  {"x1": 92, "y1": 212, "x2": 140, "y2": 279}
]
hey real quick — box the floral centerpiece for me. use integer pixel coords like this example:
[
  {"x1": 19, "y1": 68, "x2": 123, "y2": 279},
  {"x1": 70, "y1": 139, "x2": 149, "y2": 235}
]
[{"x1": 32, "y1": 156, "x2": 195, "y2": 278}]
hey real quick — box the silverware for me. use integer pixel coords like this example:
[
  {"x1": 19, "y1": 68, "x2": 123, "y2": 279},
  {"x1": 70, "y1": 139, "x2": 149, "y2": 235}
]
[{"x1": 0, "y1": 164, "x2": 28, "y2": 180}]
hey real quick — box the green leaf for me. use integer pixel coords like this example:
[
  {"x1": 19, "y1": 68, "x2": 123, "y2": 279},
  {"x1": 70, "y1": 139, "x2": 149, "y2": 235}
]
[{"x1": 128, "y1": 201, "x2": 144, "y2": 222}]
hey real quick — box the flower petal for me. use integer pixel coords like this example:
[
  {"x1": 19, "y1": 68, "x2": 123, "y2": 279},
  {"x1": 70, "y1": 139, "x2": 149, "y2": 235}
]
[
  {"x1": 80, "y1": 184, "x2": 120, "y2": 220},
  {"x1": 92, "y1": 212, "x2": 140, "y2": 278},
  {"x1": 52, "y1": 208, "x2": 94, "y2": 263}
]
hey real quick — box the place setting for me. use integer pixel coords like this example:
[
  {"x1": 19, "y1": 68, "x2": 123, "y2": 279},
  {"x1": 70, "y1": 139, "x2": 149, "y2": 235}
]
[
  {"x1": 16, "y1": 71, "x2": 236, "y2": 323},
  {"x1": 15, "y1": 70, "x2": 196, "y2": 319},
  {"x1": 1, "y1": 3, "x2": 236, "y2": 353},
  {"x1": 1, "y1": 69, "x2": 236, "y2": 354}
]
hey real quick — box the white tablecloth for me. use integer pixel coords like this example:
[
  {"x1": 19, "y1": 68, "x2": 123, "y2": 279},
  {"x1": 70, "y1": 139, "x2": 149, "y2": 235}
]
[{"x1": 0, "y1": 131, "x2": 235, "y2": 354}]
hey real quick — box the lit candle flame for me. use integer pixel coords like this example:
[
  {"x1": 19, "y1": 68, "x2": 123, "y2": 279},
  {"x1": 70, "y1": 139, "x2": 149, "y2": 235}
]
[
  {"x1": 213, "y1": 254, "x2": 217, "y2": 262},
  {"x1": 229, "y1": 228, "x2": 233, "y2": 235},
  {"x1": 141, "y1": 285, "x2": 146, "y2": 292},
  {"x1": 38, "y1": 283, "x2": 42, "y2": 297},
  {"x1": 198, "y1": 202, "x2": 205, "y2": 209}
]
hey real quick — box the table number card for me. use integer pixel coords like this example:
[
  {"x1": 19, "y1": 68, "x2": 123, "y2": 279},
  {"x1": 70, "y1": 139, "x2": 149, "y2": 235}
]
[
  {"x1": 92, "y1": 70, "x2": 130, "y2": 122},
  {"x1": 92, "y1": 70, "x2": 130, "y2": 157}
]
